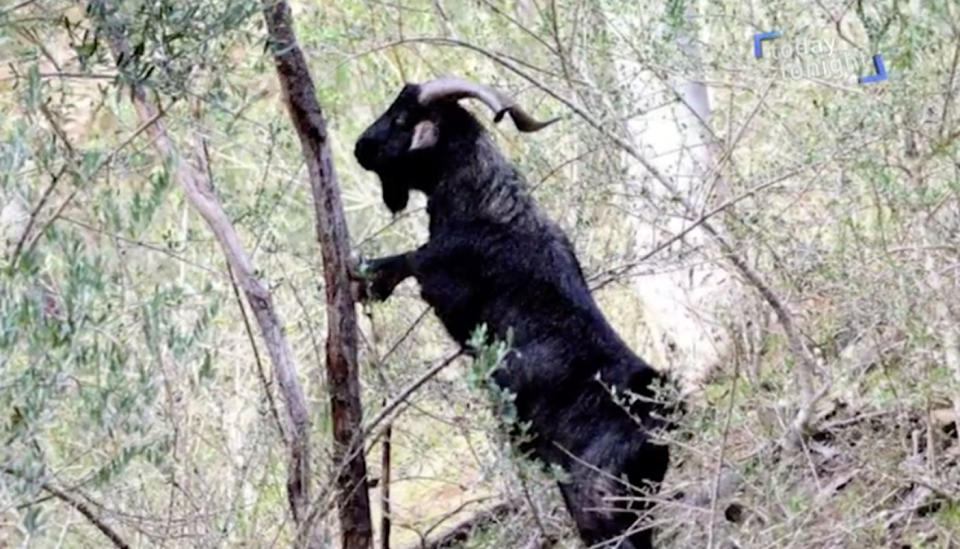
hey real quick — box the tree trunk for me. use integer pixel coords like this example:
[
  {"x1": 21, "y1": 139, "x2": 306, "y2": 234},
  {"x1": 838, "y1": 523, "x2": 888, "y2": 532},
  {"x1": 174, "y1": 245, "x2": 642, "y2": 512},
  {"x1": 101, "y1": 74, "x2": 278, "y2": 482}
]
[
  {"x1": 618, "y1": 0, "x2": 746, "y2": 389},
  {"x1": 261, "y1": 2, "x2": 373, "y2": 547}
]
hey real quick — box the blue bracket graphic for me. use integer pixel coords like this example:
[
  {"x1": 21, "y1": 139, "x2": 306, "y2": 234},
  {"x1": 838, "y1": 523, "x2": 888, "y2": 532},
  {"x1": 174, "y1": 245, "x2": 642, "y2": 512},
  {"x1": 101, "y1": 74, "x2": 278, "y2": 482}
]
[
  {"x1": 753, "y1": 31, "x2": 782, "y2": 58},
  {"x1": 858, "y1": 54, "x2": 888, "y2": 83}
]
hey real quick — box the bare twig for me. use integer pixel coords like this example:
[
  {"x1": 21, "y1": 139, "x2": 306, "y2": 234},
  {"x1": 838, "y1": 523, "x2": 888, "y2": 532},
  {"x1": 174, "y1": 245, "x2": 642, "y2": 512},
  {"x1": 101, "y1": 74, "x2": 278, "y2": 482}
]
[
  {"x1": 380, "y1": 307, "x2": 432, "y2": 363},
  {"x1": 59, "y1": 216, "x2": 222, "y2": 277},
  {"x1": 226, "y1": 261, "x2": 286, "y2": 441},
  {"x1": 14, "y1": 99, "x2": 168, "y2": 269},
  {"x1": 300, "y1": 350, "x2": 461, "y2": 543},
  {"x1": 706, "y1": 359, "x2": 739, "y2": 549},
  {"x1": 398, "y1": 499, "x2": 520, "y2": 549},
  {"x1": 380, "y1": 420, "x2": 393, "y2": 549},
  {"x1": 363, "y1": 351, "x2": 464, "y2": 440},
  {"x1": 515, "y1": 464, "x2": 549, "y2": 544},
  {"x1": 9, "y1": 166, "x2": 65, "y2": 267},
  {"x1": 588, "y1": 156, "x2": 834, "y2": 290},
  {"x1": 366, "y1": 309, "x2": 393, "y2": 549},
  {"x1": 938, "y1": 39, "x2": 960, "y2": 139}
]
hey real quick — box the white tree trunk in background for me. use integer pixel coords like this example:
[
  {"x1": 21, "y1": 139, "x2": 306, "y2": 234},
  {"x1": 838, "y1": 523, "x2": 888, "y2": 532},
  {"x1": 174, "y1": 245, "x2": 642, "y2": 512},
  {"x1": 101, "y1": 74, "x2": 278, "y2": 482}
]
[
  {"x1": 1, "y1": 193, "x2": 29, "y2": 255},
  {"x1": 618, "y1": 1, "x2": 745, "y2": 390}
]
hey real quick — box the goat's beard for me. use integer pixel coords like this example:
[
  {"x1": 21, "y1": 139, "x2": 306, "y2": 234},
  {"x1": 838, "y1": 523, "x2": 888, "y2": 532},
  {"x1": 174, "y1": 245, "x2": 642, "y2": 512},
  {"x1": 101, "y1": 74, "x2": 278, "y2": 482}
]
[
  {"x1": 375, "y1": 153, "x2": 435, "y2": 213},
  {"x1": 380, "y1": 177, "x2": 410, "y2": 214}
]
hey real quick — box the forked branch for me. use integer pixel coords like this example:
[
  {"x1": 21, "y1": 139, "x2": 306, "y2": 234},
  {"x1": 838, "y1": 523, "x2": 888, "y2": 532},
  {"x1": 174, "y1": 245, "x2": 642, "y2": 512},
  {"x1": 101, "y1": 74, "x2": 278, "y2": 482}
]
[{"x1": 91, "y1": 2, "x2": 316, "y2": 542}]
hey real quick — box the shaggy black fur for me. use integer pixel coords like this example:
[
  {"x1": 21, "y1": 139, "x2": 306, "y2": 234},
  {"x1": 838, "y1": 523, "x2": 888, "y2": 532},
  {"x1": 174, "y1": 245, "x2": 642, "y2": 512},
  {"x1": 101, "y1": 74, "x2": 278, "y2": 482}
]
[{"x1": 354, "y1": 83, "x2": 672, "y2": 549}]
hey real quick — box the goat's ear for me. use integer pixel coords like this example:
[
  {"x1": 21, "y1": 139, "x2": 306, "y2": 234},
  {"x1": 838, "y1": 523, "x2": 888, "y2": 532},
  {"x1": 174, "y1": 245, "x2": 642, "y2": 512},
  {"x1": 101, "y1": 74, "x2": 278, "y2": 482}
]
[{"x1": 409, "y1": 120, "x2": 439, "y2": 151}]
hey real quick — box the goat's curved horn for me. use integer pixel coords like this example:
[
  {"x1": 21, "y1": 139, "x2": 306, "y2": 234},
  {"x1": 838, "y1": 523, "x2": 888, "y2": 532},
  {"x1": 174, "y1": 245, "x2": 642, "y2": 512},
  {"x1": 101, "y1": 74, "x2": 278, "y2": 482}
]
[{"x1": 418, "y1": 76, "x2": 558, "y2": 132}]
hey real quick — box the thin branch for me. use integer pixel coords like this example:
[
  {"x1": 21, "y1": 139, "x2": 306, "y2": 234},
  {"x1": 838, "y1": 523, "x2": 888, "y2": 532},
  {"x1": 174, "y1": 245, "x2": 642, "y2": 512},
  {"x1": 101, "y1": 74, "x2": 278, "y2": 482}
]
[
  {"x1": 380, "y1": 306, "x2": 432, "y2": 363},
  {"x1": 366, "y1": 308, "x2": 393, "y2": 549},
  {"x1": 299, "y1": 349, "x2": 464, "y2": 535},
  {"x1": 379, "y1": 421, "x2": 393, "y2": 549},
  {"x1": 706, "y1": 357, "x2": 739, "y2": 549},
  {"x1": 363, "y1": 351, "x2": 463, "y2": 441},
  {"x1": 15, "y1": 99, "x2": 168, "y2": 267},
  {"x1": 59, "y1": 216, "x2": 223, "y2": 278},
  {"x1": 398, "y1": 499, "x2": 519, "y2": 549},
  {"x1": 9, "y1": 166, "x2": 65, "y2": 267},
  {"x1": 0, "y1": 0, "x2": 39, "y2": 18},
  {"x1": 939, "y1": 38, "x2": 960, "y2": 139},
  {"x1": 0, "y1": 71, "x2": 118, "y2": 83},
  {"x1": 515, "y1": 464, "x2": 549, "y2": 544},
  {"x1": 1, "y1": 467, "x2": 130, "y2": 549},
  {"x1": 226, "y1": 261, "x2": 287, "y2": 442},
  {"x1": 589, "y1": 159, "x2": 828, "y2": 290}
]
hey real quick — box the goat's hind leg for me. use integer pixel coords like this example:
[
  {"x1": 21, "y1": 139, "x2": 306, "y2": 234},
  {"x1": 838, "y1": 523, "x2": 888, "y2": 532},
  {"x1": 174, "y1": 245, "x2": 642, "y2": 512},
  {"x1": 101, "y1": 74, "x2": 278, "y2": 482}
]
[{"x1": 557, "y1": 468, "x2": 655, "y2": 549}]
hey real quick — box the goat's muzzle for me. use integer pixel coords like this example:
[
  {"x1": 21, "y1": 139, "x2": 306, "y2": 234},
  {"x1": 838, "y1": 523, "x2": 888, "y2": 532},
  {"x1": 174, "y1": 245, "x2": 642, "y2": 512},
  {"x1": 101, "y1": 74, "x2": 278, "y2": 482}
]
[{"x1": 354, "y1": 136, "x2": 379, "y2": 170}]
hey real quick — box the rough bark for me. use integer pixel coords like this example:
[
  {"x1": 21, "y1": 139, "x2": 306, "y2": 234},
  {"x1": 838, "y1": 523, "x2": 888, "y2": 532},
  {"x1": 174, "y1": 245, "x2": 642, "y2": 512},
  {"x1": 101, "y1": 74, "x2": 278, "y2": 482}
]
[
  {"x1": 93, "y1": 4, "x2": 316, "y2": 543},
  {"x1": 261, "y1": 2, "x2": 373, "y2": 548}
]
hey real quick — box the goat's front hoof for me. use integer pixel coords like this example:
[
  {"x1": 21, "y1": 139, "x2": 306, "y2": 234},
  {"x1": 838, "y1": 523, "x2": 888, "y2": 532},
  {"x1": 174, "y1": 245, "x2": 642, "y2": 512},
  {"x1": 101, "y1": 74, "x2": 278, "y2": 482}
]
[
  {"x1": 366, "y1": 273, "x2": 398, "y2": 302},
  {"x1": 348, "y1": 260, "x2": 373, "y2": 303},
  {"x1": 351, "y1": 259, "x2": 399, "y2": 303},
  {"x1": 350, "y1": 278, "x2": 370, "y2": 303}
]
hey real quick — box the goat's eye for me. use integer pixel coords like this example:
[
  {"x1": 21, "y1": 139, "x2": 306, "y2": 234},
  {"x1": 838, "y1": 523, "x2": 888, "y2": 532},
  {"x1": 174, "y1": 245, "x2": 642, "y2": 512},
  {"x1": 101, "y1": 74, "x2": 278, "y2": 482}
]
[{"x1": 393, "y1": 114, "x2": 408, "y2": 128}]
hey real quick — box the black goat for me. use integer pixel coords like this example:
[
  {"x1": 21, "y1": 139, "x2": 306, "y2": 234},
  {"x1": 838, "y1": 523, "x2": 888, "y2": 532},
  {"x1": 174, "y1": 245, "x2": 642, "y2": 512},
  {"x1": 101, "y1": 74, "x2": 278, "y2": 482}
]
[{"x1": 354, "y1": 76, "x2": 673, "y2": 549}]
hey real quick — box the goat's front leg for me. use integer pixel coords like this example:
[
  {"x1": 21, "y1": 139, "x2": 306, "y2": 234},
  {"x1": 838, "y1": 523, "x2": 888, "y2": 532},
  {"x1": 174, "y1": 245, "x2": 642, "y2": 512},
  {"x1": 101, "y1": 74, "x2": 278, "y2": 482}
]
[{"x1": 352, "y1": 252, "x2": 415, "y2": 302}]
